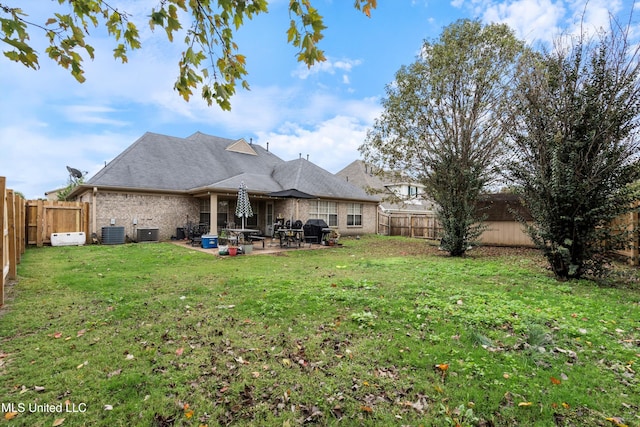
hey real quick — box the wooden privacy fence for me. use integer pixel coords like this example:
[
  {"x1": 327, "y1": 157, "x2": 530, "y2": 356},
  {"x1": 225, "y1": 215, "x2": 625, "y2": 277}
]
[
  {"x1": 1, "y1": 176, "x2": 26, "y2": 307},
  {"x1": 378, "y1": 212, "x2": 441, "y2": 239},
  {"x1": 26, "y1": 199, "x2": 90, "y2": 247},
  {"x1": 611, "y1": 201, "x2": 640, "y2": 265}
]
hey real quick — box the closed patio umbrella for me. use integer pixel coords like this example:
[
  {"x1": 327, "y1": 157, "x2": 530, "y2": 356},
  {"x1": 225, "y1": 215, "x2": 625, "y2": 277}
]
[{"x1": 235, "y1": 181, "x2": 253, "y2": 229}]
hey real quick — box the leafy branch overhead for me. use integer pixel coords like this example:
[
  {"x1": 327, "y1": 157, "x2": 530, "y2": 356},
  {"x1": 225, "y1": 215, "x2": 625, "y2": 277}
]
[{"x1": 0, "y1": 0, "x2": 377, "y2": 110}]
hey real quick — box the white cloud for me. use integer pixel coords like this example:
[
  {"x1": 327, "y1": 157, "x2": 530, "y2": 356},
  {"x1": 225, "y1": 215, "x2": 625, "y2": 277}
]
[
  {"x1": 481, "y1": 0, "x2": 566, "y2": 44},
  {"x1": 0, "y1": 126, "x2": 135, "y2": 198},
  {"x1": 61, "y1": 105, "x2": 131, "y2": 126},
  {"x1": 458, "y1": 0, "x2": 630, "y2": 45},
  {"x1": 256, "y1": 115, "x2": 369, "y2": 173},
  {"x1": 292, "y1": 57, "x2": 363, "y2": 80},
  {"x1": 565, "y1": 0, "x2": 623, "y2": 38},
  {"x1": 254, "y1": 95, "x2": 381, "y2": 174}
]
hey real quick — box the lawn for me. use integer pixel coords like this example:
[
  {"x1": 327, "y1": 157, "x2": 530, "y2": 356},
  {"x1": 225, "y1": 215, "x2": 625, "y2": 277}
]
[{"x1": 0, "y1": 235, "x2": 638, "y2": 426}]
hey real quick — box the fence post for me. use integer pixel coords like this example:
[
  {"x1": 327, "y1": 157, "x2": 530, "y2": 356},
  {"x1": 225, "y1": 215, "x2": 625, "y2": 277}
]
[
  {"x1": 1, "y1": 176, "x2": 6, "y2": 307},
  {"x1": 7, "y1": 189, "x2": 17, "y2": 280},
  {"x1": 36, "y1": 199, "x2": 44, "y2": 247},
  {"x1": 409, "y1": 214, "x2": 413, "y2": 238}
]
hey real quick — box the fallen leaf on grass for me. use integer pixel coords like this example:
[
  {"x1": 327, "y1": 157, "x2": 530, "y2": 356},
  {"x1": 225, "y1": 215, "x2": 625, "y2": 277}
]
[
  {"x1": 52, "y1": 418, "x2": 65, "y2": 426},
  {"x1": 34, "y1": 386, "x2": 45, "y2": 392},
  {"x1": 606, "y1": 417, "x2": 628, "y2": 427},
  {"x1": 518, "y1": 402, "x2": 532, "y2": 407},
  {"x1": 235, "y1": 356, "x2": 249, "y2": 365},
  {"x1": 76, "y1": 329, "x2": 86, "y2": 337},
  {"x1": 360, "y1": 405, "x2": 373, "y2": 413},
  {"x1": 176, "y1": 347, "x2": 184, "y2": 356},
  {"x1": 125, "y1": 354, "x2": 135, "y2": 360},
  {"x1": 436, "y1": 363, "x2": 449, "y2": 371},
  {"x1": 4, "y1": 412, "x2": 18, "y2": 420},
  {"x1": 550, "y1": 377, "x2": 561, "y2": 385},
  {"x1": 53, "y1": 332, "x2": 63, "y2": 339},
  {"x1": 104, "y1": 405, "x2": 113, "y2": 411},
  {"x1": 107, "y1": 369, "x2": 122, "y2": 378}
]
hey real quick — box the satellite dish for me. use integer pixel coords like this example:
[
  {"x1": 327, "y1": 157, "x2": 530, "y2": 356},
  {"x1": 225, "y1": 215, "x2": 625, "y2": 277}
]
[{"x1": 66, "y1": 166, "x2": 83, "y2": 179}]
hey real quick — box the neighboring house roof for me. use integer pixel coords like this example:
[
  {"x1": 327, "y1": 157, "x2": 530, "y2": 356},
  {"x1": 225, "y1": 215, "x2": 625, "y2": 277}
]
[
  {"x1": 337, "y1": 159, "x2": 388, "y2": 190},
  {"x1": 77, "y1": 132, "x2": 377, "y2": 202},
  {"x1": 337, "y1": 160, "x2": 434, "y2": 212}
]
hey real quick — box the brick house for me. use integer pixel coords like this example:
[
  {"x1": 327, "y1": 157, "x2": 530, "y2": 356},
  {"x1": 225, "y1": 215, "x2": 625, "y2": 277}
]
[
  {"x1": 336, "y1": 160, "x2": 436, "y2": 214},
  {"x1": 67, "y1": 132, "x2": 379, "y2": 241}
]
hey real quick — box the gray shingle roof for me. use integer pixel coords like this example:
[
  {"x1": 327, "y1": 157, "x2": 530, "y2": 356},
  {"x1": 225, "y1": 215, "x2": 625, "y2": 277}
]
[
  {"x1": 273, "y1": 159, "x2": 378, "y2": 200},
  {"x1": 88, "y1": 132, "x2": 282, "y2": 191},
  {"x1": 86, "y1": 132, "x2": 377, "y2": 202}
]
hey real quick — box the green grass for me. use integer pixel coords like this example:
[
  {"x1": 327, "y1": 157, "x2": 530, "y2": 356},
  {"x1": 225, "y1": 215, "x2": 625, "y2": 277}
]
[{"x1": 1, "y1": 236, "x2": 638, "y2": 426}]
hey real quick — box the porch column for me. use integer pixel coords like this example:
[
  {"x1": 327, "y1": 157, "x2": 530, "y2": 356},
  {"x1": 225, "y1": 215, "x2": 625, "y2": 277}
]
[
  {"x1": 209, "y1": 193, "x2": 218, "y2": 234},
  {"x1": 92, "y1": 187, "x2": 97, "y2": 238}
]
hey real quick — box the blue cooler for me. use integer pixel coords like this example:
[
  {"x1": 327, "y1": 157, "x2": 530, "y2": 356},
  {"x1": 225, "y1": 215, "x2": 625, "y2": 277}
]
[{"x1": 201, "y1": 235, "x2": 218, "y2": 249}]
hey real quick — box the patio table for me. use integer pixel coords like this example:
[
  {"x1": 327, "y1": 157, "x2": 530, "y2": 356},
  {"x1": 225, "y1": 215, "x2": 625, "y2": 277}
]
[
  {"x1": 276, "y1": 228, "x2": 304, "y2": 248},
  {"x1": 224, "y1": 228, "x2": 260, "y2": 246}
]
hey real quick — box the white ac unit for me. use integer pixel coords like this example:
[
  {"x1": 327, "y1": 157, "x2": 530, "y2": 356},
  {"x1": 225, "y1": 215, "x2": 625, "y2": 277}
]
[{"x1": 51, "y1": 232, "x2": 86, "y2": 246}]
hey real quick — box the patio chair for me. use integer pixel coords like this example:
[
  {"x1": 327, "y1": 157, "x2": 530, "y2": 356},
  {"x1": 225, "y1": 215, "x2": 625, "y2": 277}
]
[
  {"x1": 269, "y1": 222, "x2": 281, "y2": 247},
  {"x1": 187, "y1": 223, "x2": 208, "y2": 247}
]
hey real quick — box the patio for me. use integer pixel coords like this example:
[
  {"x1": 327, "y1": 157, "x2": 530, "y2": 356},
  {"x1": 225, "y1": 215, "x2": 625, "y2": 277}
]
[{"x1": 171, "y1": 237, "x2": 333, "y2": 256}]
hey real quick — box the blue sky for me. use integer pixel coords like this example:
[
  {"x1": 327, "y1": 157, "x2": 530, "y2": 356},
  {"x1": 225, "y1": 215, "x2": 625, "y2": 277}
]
[{"x1": 1, "y1": 0, "x2": 636, "y2": 198}]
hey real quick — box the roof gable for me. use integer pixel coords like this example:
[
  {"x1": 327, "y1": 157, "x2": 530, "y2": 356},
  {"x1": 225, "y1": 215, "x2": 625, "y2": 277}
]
[{"x1": 226, "y1": 138, "x2": 257, "y2": 155}]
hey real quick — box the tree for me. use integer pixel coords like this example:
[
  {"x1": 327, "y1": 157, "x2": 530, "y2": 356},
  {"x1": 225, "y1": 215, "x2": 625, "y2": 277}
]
[
  {"x1": 0, "y1": 0, "x2": 377, "y2": 110},
  {"x1": 360, "y1": 19, "x2": 524, "y2": 256},
  {"x1": 505, "y1": 20, "x2": 640, "y2": 280},
  {"x1": 57, "y1": 177, "x2": 84, "y2": 201}
]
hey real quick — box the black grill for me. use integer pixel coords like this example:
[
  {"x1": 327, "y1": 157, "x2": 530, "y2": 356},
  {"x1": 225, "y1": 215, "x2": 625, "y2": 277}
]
[{"x1": 303, "y1": 219, "x2": 330, "y2": 243}]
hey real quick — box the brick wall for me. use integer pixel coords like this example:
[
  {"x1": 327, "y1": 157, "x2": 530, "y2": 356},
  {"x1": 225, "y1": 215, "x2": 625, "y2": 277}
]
[
  {"x1": 80, "y1": 190, "x2": 199, "y2": 241},
  {"x1": 76, "y1": 189, "x2": 377, "y2": 242},
  {"x1": 289, "y1": 200, "x2": 377, "y2": 236}
]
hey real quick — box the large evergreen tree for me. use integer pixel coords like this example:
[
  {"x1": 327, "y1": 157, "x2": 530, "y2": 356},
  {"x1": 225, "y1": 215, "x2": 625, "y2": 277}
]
[
  {"x1": 506, "y1": 23, "x2": 640, "y2": 280},
  {"x1": 361, "y1": 19, "x2": 524, "y2": 256}
]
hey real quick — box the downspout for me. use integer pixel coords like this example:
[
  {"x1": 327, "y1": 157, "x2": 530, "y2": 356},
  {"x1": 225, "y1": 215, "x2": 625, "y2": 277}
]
[{"x1": 92, "y1": 187, "x2": 97, "y2": 239}]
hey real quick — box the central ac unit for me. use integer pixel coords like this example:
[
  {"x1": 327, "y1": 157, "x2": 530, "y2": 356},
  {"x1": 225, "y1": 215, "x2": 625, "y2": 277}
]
[{"x1": 137, "y1": 228, "x2": 159, "y2": 242}]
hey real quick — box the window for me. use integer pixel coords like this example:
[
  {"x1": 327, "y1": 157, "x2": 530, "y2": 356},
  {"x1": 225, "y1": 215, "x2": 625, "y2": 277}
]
[
  {"x1": 246, "y1": 202, "x2": 258, "y2": 228},
  {"x1": 311, "y1": 200, "x2": 338, "y2": 226},
  {"x1": 266, "y1": 203, "x2": 274, "y2": 227},
  {"x1": 200, "y1": 198, "x2": 210, "y2": 225},
  {"x1": 347, "y1": 203, "x2": 362, "y2": 226},
  {"x1": 217, "y1": 200, "x2": 229, "y2": 228}
]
